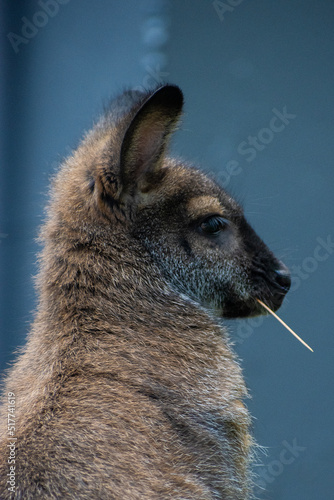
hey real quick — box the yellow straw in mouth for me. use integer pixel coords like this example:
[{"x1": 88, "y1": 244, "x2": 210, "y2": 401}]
[{"x1": 257, "y1": 299, "x2": 314, "y2": 352}]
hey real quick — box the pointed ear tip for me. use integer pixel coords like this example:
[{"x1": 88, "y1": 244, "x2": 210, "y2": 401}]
[{"x1": 153, "y1": 84, "x2": 184, "y2": 111}]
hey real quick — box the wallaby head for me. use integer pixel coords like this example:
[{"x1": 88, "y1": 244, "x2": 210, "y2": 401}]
[
  {"x1": 83, "y1": 84, "x2": 290, "y2": 319},
  {"x1": 0, "y1": 84, "x2": 290, "y2": 500}
]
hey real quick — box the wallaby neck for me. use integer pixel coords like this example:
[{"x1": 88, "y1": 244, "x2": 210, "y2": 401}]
[{"x1": 35, "y1": 224, "x2": 217, "y2": 341}]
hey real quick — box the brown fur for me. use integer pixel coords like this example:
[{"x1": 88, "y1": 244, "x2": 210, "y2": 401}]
[{"x1": 0, "y1": 85, "x2": 290, "y2": 499}]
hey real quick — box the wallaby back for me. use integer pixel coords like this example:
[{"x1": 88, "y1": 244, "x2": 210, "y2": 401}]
[{"x1": 0, "y1": 85, "x2": 290, "y2": 499}]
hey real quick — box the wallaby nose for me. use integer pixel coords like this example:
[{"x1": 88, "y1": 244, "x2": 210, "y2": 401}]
[{"x1": 273, "y1": 265, "x2": 291, "y2": 292}]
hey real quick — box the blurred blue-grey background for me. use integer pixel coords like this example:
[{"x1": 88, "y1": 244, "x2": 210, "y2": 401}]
[{"x1": 1, "y1": 1, "x2": 333, "y2": 498}]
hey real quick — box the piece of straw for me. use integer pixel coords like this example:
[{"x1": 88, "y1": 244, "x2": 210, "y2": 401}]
[{"x1": 257, "y1": 299, "x2": 313, "y2": 352}]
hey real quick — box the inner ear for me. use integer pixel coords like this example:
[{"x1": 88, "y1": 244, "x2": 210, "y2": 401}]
[{"x1": 120, "y1": 84, "x2": 183, "y2": 196}]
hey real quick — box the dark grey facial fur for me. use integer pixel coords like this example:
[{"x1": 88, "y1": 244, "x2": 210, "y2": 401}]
[{"x1": 131, "y1": 165, "x2": 290, "y2": 319}]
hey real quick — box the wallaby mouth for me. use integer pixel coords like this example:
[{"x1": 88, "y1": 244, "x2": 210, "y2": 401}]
[{"x1": 219, "y1": 262, "x2": 291, "y2": 319}]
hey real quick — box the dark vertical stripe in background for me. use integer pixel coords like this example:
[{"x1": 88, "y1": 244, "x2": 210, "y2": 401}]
[{"x1": 1, "y1": 1, "x2": 36, "y2": 365}]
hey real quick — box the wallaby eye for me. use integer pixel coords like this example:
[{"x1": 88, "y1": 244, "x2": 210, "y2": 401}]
[{"x1": 199, "y1": 215, "x2": 229, "y2": 236}]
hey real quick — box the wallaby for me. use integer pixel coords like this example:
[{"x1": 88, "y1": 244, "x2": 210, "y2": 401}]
[{"x1": 0, "y1": 84, "x2": 291, "y2": 499}]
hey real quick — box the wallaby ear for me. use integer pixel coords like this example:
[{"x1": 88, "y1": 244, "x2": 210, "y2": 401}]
[{"x1": 120, "y1": 84, "x2": 183, "y2": 195}]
